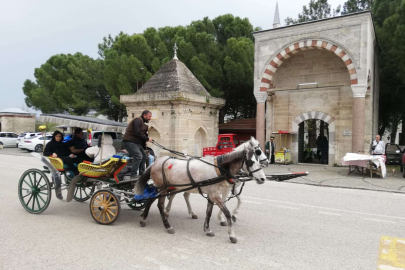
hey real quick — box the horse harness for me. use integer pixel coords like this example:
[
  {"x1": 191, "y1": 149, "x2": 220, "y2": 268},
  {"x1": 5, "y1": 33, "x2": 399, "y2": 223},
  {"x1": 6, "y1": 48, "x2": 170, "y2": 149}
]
[{"x1": 152, "y1": 141, "x2": 263, "y2": 204}]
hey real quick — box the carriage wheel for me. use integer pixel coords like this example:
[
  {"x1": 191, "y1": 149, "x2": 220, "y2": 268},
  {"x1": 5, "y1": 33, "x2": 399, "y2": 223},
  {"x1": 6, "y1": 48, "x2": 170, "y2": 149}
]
[
  {"x1": 18, "y1": 169, "x2": 51, "y2": 214},
  {"x1": 90, "y1": 190, "x2": 120, "y2": 225},
  {"x1": 73, "y1": 183, "x2": 95, "y2": 202},
  {"x1": 125, "y1": 199, "x2": 147, "y2": 210},
  {"x1": 64, "y1": 172, "x2": 94, "y2": 202}
]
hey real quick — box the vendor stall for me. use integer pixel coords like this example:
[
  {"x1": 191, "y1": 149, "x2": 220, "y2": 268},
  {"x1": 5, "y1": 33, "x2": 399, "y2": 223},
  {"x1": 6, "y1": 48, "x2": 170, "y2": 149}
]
[
  {"x1": 272, "y1": 131, "x2": 294, "y2": 165},
  {"x1": 342, "y1": 153, "x2": 387, "y2": 178}
]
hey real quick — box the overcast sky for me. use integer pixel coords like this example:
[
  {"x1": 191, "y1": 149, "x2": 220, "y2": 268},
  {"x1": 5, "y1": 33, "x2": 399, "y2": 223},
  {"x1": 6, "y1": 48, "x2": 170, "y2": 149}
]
[{"x1": 0, "y1": 0, "x2": 344, "y2": 112}]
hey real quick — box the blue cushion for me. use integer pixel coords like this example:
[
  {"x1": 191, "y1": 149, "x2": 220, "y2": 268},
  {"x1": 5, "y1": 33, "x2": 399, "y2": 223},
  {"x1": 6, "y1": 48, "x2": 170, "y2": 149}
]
[{"x1": 134, "y1": 186, "x2": 159, "y2": 201}]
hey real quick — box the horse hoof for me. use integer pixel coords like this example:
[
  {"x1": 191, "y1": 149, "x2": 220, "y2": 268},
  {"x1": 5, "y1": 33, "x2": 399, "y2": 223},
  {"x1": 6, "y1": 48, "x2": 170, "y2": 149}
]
[
  {"x1": 220, "y1": 221, "x2": 227, "y2": 226},
  {"x1": 191, "y1": 214, "x2": 198, "y2": 219},
  {"x1": 140, "y1": 220, "x2": 146, "y2": 227},
  {"x1": 232, "y1": 215, "x2": 237, "y2": 222},
  {"x1": 167, "y1": 227, "x2": 175, "y2": 234},
  {"x1": 230, "y1": 237, "x2": 238, "y2": 243},
  {"x1": 206, "y1": 232, "x2": 215, "y2": 237}
]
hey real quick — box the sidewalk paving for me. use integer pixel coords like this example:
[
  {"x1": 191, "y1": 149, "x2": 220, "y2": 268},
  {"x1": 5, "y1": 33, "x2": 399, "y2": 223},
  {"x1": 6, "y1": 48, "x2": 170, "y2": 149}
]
[{"x1": 263, "y1": 164, "x2": 405, "y2": 194}]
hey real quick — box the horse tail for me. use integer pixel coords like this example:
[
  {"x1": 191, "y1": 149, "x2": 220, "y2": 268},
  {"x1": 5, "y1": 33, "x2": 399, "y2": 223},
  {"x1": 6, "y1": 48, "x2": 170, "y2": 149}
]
[{"x1": 134, "y1": 165, "x2": 152, "y2": 195}]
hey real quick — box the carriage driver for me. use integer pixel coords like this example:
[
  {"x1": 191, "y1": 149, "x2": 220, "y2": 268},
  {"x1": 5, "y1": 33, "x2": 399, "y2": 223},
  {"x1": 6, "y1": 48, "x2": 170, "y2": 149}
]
[{"x1": 123, "y1": 110, "x2": 153, "y2": 179}]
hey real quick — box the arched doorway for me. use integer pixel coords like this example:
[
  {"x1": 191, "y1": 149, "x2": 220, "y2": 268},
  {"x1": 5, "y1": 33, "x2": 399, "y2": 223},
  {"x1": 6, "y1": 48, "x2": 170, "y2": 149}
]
[
  {"x1": 298, "y1": 119, "x2": 329, "y2": 164},
  {"x1": 292, "y1": 111, "x2": 335, "y2": 166},
  {"x1": 148, "y1": 127, "x2": 161, "y2": 158},
  {"x1": 194, "y1": 128, "x2": 207, "y2": 156}
]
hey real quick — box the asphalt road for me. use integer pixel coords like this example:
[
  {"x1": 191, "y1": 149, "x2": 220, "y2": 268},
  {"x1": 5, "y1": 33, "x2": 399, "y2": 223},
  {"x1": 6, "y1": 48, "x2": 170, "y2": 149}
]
[{"x1": 1, "y1": 154, "x2": 405, "y2": 270}]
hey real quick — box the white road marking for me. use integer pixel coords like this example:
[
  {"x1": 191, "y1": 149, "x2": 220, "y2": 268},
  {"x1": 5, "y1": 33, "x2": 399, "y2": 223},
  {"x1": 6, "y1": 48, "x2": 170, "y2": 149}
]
[
  {"x1": 318, "y1": 211, "x2": 342, "y2": 216},
  {"x1": 243, "y1": 195, "x2": 405, "y2": 221},
  {"x1": 379, "y1": 265, "x2": 405, "y2": 270},
  {"x1": 275, "y1": 205, "x2": 299, "y2": 210},
  {"x1": 363, "y1": 218, "x2": 396, "y2": 224},
  {"x1": 243, "y1": 200, "x2": 263, "y2": 205}
]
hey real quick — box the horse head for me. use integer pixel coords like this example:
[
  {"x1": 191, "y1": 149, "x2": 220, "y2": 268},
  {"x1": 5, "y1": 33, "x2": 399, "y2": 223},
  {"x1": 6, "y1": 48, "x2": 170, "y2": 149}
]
[
  {"x1": 249, "y1": 137, "x2": 269, "y2": 167},
  {"x1": 241, "y1": 137, "x2": 267, "y2": 184}
]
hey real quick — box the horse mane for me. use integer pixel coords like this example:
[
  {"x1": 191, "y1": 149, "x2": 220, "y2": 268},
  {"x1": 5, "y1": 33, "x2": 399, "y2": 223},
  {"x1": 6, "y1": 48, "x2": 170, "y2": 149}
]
[
  {"x1": 221, "y1": 146, "x2": 246, "y2": 165},
  {"x1": 234, "y1": 141, "x2": 249, "y2": 152}
]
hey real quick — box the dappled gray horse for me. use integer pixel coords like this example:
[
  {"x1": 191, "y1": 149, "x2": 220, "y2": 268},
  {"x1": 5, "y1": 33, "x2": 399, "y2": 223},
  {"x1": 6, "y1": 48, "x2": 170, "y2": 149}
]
[
  {"x1": 134, "y1": 137, "x2": 266, "y2": 243},
  {"x1": 164, "y1": 137, "x2": 269, "y2": 225}
]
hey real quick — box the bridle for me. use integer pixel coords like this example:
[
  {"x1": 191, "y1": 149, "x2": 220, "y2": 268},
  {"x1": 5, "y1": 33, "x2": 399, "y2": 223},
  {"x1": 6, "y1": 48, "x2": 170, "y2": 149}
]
[
  {"x1": 243, "y1": 146, "x2": 264, "y2": 178},
  {"x1": 249, "y1": 141, "x2": 269, "y2": 167}
]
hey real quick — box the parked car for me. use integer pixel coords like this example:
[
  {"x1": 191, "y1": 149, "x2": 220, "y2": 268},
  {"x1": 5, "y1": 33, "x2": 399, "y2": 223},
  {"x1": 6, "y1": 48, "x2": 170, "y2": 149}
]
[
  {"x1": 23, "y1": 135, "x2": 53, "y2": 152},
  {"x1": 0, "y1": 132, "x2": 19, "y2": 147},
  {"x1": 18, "y1": 132, "x2": 42, "y2": 149},
  {"x1": 385, "y1": 143, "x2": 402, "y2": 165}
]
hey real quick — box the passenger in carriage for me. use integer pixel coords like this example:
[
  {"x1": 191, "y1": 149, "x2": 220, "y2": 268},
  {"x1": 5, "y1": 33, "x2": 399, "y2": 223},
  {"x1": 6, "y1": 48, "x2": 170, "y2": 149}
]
[
  {"x1": 67, "y1": 128, "x2": 93, "y2": 163},
  {"x1": 43, "y1": 131, "x2": 80, "y2": 175},
  {"x1": 85, "y1": 134, "x2": 116, "y2": 162}
]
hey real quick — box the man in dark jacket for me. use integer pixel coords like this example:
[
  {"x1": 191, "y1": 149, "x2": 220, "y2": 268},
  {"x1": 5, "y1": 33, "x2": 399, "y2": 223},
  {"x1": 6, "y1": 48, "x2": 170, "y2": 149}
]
[
  {"x1": 44, "y1": 130, "x2": 80, "y2": 175},
  {"x1": 67, "y1": 128, "x2": 92, "y2": 163},
  {"x1": 123, "y1": 110, "x2": 153, "y2": 179},
  {"x1": 265, "y1": 136, "x2": 276, "y2": 164}
]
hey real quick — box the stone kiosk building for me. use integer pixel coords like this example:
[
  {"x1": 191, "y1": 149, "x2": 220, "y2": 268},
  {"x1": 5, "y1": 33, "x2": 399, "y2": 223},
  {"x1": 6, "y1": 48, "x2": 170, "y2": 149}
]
[
  {"x1": 0, "y1": 108, "x2": 35, "y2": 134},
  {"x1": 121, "y1": 54, "x2": 225, "y2": 157},
  {"x1": 253, "y1": 11, "x2": 379, "y2": 165}
]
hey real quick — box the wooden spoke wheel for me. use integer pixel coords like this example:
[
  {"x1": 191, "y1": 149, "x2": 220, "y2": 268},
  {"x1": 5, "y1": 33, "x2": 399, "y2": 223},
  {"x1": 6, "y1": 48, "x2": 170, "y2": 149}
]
[
  {"x1": 18, "y1": 169, "x2": 51, "y2": 214},
  {"x1": 90, "y1": 190, "x2": 120, "y2": 225}
]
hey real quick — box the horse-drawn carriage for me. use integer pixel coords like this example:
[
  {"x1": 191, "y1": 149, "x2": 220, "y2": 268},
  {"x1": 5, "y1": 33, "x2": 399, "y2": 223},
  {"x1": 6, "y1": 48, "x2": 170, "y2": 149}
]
[
  {"x1": 17, "y1": 152, "x2": 148, "y2": 224},
  {"x1": 18, "y1": 137, "x2": 308, "y2": 243}
]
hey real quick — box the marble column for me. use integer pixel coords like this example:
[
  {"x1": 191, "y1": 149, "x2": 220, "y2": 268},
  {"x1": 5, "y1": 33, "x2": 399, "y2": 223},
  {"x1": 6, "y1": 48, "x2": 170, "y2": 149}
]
[
  {"x1": 351, "y1": 85, "x2": 368, "y2": 153},
  {"x1": 254, "y1": 92, "x2": 267, "y2": 150}
]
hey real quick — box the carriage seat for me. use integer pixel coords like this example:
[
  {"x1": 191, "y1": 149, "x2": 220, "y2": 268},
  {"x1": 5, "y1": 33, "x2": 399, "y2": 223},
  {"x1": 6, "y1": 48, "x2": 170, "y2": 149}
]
[{"x1": 48, "y1": 157, "x2": 77, "y2": 172}]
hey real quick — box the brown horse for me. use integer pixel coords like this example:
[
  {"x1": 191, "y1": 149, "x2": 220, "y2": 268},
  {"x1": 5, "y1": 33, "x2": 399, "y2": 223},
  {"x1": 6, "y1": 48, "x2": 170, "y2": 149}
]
[{"x1": 134, "y1": 137, "x2": 266, "y2": 243}]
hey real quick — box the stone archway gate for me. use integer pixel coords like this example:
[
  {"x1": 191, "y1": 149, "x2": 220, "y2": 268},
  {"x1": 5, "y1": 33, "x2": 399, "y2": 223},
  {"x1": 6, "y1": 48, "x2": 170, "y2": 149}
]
[
  {"x1": 253, "y1": 12, "x2": 378, "y2": 160},
  {"x1": 292, "y1": 111, "x2": 335, "y2": 165}
]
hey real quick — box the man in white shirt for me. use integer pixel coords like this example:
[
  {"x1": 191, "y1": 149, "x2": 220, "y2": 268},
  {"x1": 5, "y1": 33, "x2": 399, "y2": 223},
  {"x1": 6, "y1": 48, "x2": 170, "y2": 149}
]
[{"x1": 371, "y1": 135, "x2": 385, "y2": 155}]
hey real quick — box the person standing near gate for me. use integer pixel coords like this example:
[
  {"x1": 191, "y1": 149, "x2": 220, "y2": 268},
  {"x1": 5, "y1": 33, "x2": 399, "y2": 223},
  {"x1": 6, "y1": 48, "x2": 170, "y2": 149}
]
[
  {"x1": 265, "y1": 136, "x2": 276, "y2": 164},
  {"x1": 370, "y1": 134, "x2": 385, "y2": 155},
  {"x1": 123, "y1": 110, "x2": 153, "y2": 179}
]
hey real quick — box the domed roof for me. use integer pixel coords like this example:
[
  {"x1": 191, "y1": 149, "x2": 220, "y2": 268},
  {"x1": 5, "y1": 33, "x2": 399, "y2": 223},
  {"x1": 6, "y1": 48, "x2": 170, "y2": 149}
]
[{"x1": 137, "y1": 59, "x2": 210, "y2": 96}]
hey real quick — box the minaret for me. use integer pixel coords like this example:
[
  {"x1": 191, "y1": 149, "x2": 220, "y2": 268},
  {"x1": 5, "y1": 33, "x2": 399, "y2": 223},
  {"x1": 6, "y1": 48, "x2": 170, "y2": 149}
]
[
  {"x1": 273, "y1": 2, "x2": 281, "y2": 28},
  {"x1": 173, "y1": 43, "x2": 178, "y2": 59}
]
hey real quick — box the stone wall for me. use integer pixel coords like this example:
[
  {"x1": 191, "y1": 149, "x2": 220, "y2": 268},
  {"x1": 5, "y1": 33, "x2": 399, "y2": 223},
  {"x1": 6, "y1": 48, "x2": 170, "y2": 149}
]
[
  {"x1": 253, "y1": 13, "x2": 372, "y2": 89},
  {"x1": 273, "y1": 49, "x2": 351, "y2": 89},
  {"x1": 267, "y1": 49, "x2": 358, "y2": 164},
  {"x1": 269, "y1": 85, "x2": 354, "y2": 164},
  {"x1": 0, "y1": 116, "x2": 35, "y2": 134},
  {"x1": 126, "y1": 102, "x2": 220, "y2": 157}
]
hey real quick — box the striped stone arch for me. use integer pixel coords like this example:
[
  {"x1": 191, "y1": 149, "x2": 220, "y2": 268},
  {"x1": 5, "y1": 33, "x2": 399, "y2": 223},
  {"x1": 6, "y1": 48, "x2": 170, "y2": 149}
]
[
  {"x1": 260, "y1": 39, "x2": 358, "y2": 92},
  {"x1": 291, "y1": 111, "x2": 336, "y2": 165},
  {"x1": 293, "y1": 111, "x2": 335, "y2": 129}
]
